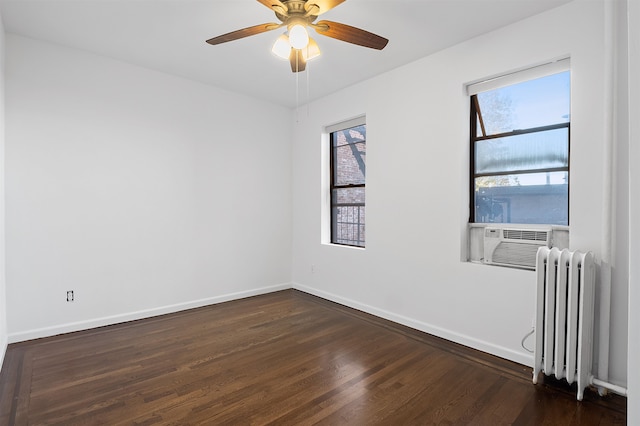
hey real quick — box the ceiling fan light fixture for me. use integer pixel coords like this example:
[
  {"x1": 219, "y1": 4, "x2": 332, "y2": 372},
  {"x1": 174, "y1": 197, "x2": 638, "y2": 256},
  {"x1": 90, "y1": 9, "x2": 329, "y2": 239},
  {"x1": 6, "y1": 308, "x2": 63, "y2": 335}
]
[
  {"x1": 271, "y1": 33, "x2": 291, "y2": 60},
  {"x1": 302, "y1": 37, "x2": 321, "y2": 61},
  {"x1": 288, "y1": 24, "x2": 309, "y2": 49},
  {"x1": 206, "y1": 0, "x2": 389, "y2": 74}
]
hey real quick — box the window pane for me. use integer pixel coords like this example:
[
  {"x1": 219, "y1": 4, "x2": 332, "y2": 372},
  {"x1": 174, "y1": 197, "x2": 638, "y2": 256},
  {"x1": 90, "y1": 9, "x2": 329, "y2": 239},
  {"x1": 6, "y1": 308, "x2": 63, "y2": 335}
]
[
  {"x1": 332, "y1": 187, "x2": 365, "y2": 205},
  {"x1": 330, "y1": 122, "x2": 366, "y2": 247},
  {"x1": 332, "y1": 205, "x2": 365, "y2": 247},
  {"x1": 475, "y1": 127, "x2": 568, "y2": 174},
  {"x1": 333, "y1": 126, "x2": 366, "y2": 186},
  {"x1": 476, "y1": 71, "x2": 570, "y2": 135},
  {"x1": 474, "y1": 172, "x2": 568, "y2": 225},
  {"x1": 333, "y1": 125, "x2": 366, "y2": 147},
  {"x1": 332, "y1": 188, "x2": 365, "y2": 247}
]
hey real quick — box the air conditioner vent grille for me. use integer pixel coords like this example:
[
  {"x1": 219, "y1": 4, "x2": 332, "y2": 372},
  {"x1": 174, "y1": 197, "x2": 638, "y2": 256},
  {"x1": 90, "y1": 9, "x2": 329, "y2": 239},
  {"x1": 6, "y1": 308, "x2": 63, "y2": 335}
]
[
  {"x1": 503, "y1": 229, "x2": 549, "y2": 241},
  {"x1": 483, "y1": 226, "x2": 552, "y2": 269},
  {"x1": 492, "y1": 242, "x2": 540, "y2": 268}
]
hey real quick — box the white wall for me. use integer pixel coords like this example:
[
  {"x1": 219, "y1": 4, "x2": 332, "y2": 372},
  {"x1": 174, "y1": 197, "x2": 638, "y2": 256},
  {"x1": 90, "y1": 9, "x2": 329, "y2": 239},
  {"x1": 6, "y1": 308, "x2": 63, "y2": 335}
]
[
  {"x1": 292, "y1": 0, "x2": 629, "y2": 385},
  {"x1": 5, "y1": 35, "x2": 293, "y2": 341},
  {"x1": 627, "y1": 0, "x2": 640, "y2": 421},
  {"x1": 0, "y1": 11, "x2": 7, "y2": 368},
  {"x1": 607, "y1": 0, "x2": 630, "y2": 391}
]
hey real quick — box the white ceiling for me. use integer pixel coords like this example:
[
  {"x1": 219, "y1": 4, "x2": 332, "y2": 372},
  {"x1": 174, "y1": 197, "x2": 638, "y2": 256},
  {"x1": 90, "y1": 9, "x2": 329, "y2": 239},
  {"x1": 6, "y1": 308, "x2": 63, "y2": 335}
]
[{"x1": 0, "y1": 0, "x2": 571, "y2": 108}]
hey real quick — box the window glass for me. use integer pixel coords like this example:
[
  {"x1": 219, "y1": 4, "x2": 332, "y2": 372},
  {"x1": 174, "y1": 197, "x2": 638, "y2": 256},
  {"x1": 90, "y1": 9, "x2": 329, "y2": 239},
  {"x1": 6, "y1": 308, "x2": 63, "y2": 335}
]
[
  {"x1": 332, "y1": 187, "x2": 365, "y2": 205},
  {"x1": 332, "y1": 125, "x2": 366, "y2": 186},
  {"x1": 476, "y1": 72, "x2": 570, "y2": 135},
  {"x1": 475, "y1": 172, "x2": 568, "y2": 224},
  {"x1": 475, "y1": 127, "x2": 569, "y2": 174},
  {"x1": 330, "y1": 123, "x2": 366, "y2": 247},
  {"x1": 471, "y1": 70, "x2": 570, "y2": 225},
  {"x1": 333, "y1": 204, "x2": 366, "y2": 247}
]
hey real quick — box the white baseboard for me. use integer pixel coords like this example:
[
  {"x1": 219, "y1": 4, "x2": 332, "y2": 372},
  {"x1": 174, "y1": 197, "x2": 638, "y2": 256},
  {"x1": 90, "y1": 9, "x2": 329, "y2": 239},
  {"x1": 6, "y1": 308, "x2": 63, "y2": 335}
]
[
  {"x1": 293, "y1": 282, "x2": 534, "y2": 367},
  {"x1": 6, "y1": 282, "x2": 534, "y2": 368},
  {"x1": 8, "y1": 283, "x2": 292, "y2": 344},
  {"x1": 0, "y1": 334, "x2": 7, "y2": 372}
]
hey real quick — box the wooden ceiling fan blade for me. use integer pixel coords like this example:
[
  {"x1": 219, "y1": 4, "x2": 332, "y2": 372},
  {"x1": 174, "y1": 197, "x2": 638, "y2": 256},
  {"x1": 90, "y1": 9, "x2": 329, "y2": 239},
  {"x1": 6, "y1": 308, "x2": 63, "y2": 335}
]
[
  {"x1": 256, "y1": 0, "x2": 287, "y2": 14},
  {"x1": 206, "y1": 23, "x2": 280, "y2": 45},
  {"x1": 289, "y1": 49, "x2": 307, "y2": 73},
  {"x1": 304, "y1": 0, "x2": 346, "y2": 15},
  {"x1": 314, "y1": 20, "x2": 388, "y2": 50}
]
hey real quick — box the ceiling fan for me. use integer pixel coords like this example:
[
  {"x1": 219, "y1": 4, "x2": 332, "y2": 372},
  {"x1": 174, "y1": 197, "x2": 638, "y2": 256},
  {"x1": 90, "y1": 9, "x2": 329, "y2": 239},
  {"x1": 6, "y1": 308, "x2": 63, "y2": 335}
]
[{"x1": 206, "y1": 0, "x2": 389, "y2": 73}]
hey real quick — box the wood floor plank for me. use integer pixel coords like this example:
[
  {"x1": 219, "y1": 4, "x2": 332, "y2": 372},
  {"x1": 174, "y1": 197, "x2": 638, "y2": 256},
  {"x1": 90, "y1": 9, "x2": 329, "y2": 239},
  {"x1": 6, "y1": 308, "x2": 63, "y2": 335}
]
[{"x1": 0, "y1": 289, "x2": 626, "y2": 425}]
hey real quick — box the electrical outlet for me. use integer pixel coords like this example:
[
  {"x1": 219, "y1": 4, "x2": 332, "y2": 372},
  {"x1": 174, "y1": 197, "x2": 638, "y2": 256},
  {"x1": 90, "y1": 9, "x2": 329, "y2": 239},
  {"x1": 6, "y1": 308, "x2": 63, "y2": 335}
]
[
  {"x1": 67, "y1": 290, "x2": 74, "y2": 302},
  {"x1": 311, "y1": 264, "x2": 317, "y2": 274}
]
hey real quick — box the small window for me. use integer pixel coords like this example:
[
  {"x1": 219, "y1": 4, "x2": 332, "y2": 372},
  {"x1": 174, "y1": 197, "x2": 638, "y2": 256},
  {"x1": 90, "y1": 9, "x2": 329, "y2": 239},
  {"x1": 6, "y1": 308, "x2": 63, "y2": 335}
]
[
  {"x1": 330, "y1": 123, "x2": 366, "y2": 247},
  {"x1": 469, "y1": 65, "x2": 570, "y2": 225}
]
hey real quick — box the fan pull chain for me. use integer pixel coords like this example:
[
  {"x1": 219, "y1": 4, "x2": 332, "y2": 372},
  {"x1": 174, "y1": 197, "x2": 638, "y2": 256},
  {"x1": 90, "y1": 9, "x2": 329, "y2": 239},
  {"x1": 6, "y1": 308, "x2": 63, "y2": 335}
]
[
  {"x1": 306, "y1": 58, "x2": 311, "y2": 117},
  {"x1": 295, "y1": 54, "x2": 300, "y2": 122}
]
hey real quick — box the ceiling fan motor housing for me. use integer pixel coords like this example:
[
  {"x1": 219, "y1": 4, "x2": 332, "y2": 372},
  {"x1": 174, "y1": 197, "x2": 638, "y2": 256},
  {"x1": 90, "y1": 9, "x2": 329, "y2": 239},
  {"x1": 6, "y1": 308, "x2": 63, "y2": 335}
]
[{"x1": 275, "y1": 1, "x2": 319, "y2": 27}]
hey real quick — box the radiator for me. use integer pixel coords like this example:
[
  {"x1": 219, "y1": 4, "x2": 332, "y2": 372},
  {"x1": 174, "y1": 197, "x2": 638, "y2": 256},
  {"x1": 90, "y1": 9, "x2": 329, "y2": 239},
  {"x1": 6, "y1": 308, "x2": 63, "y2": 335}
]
[{"x1": 532, "y1": 247, "x2": 596, "y2": 401}]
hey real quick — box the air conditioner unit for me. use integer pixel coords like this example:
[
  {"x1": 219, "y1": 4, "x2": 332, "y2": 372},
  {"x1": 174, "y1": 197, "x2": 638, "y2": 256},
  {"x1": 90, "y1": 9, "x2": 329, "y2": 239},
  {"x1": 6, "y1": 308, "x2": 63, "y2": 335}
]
[{"x1": 483, "y1": 227, "x2": 552, "y2": 269}]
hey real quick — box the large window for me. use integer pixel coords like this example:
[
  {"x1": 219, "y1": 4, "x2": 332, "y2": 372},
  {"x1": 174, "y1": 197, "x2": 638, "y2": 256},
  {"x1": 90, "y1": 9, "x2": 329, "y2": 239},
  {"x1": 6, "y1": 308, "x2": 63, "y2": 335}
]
[
  {"x1": 330, "y1": 122, "x2": 366, "y2": 247},
  {"x1": 469, "y1": 62, "x2": 571, "y2": 225}
]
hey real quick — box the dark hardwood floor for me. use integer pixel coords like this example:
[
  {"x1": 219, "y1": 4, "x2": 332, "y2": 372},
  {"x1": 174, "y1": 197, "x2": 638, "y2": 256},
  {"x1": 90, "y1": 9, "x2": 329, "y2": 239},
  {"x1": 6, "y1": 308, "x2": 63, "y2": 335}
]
[{"x1": 0, "y1": 289, "x2": 626, "y2": 425}]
